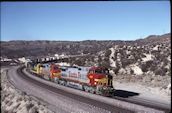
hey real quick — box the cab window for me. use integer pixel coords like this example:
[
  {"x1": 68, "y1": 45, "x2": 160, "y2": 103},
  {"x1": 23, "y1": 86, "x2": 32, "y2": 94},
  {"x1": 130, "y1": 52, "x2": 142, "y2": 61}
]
[
  {"x1": 89, "y1": 70, "x2": 94, "y2": 74},
  {"x1": 95, "y1": 69, "x2": 103, "y2": 74},
  {"x1": 104, "y1": 69, "x2": 109, "y2": 74},
  {"x1": 54, "y1": 67, "x2": 59, "y2": 70}
]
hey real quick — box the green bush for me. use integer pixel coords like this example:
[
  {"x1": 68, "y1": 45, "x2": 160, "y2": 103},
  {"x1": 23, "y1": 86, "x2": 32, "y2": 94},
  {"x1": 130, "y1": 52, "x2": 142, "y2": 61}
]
[
  {"x1": 101, "y1": 61, "x2": 110, "y2": 68},
  {"x1": 155, "y1": 68, "x2": 166, "y2": 76},
  {"x1": 140, "y1": 64, "x2": 148, "y2": 72},
  {"x1": 73, "y1": 59, "x2": 82, "y2": 66},
  {"x1": 113, "y1": 67, "x2": 120, "y2": 74},
  {"x1": 105, "y1": 49, "x2": 112, "y2": 57}
]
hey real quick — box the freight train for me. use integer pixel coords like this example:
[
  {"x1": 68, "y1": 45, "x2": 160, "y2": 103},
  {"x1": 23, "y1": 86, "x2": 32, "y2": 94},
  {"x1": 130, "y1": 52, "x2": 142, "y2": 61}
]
[{"x1": 25, "y1": 60, "x2": 114, "y2": 96}]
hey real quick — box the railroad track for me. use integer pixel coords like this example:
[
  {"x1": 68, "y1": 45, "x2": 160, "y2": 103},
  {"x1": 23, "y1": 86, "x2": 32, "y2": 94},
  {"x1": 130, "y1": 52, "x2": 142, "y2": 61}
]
[
  {"x1": 8, "y1": 66, "x2": 171, "y2": 113},
  {"x1": 112, "y1": 92, "x2": 171, "y2": 113},
  {"x1": 16, "y1": 66, "x2": 133, "y2": 113}
]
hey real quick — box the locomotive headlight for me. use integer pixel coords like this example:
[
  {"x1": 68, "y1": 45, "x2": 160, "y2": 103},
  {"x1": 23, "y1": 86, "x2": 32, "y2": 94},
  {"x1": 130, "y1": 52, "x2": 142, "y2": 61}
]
[{"x1": 94, "y1": 82, "x2": 97, "y2": 85}]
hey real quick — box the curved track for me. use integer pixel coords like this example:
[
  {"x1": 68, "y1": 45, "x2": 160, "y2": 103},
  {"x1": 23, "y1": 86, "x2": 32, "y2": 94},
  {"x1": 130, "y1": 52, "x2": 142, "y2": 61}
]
[
  {"x1": 16, "y1": 66, "x2": 133, "y2": 113},
  {"x1": 8, "y1": 66, "x2": 171, "y2": 113},
  {"x1": 113, "y1": 92, "x2": 171, "y2": 113}
]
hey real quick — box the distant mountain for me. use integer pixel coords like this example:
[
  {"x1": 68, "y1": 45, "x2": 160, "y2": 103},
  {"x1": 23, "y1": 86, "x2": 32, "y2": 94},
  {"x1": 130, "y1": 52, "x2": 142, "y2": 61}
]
[
  {"x1": 1, "y1": 33, "x2": 170, "y2": 59},
  {"x1": 1, "y1": 39, "x2": 133, "y2": 59},
  {"x1": 135, "y1": 33, "x2": 170, "y2": 45},
  {"x1": 1, "y1": 33, "x2": 171, "y2": 90}
]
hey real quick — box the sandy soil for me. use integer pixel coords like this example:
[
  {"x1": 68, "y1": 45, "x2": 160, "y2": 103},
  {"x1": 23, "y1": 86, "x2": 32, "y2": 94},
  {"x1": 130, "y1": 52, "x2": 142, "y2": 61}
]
[
  {"x1": 1, "y1": 67, "x2": 55, "y2": 113},
  {"x1": 2, "y1": 66, "x2": 170, "y2": 113},
  {"x1": 114, "y1": 81, "x2": 171, "y2": 105}
]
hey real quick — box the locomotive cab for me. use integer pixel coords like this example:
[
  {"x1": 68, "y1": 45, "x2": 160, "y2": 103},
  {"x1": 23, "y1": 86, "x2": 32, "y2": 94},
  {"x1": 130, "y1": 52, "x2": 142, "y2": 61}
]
[
  {"x1": 87, "y1": 67, "x2": 112, "y2": 86},
  {"x1": 50, "y1": 65, "x2": 61, "y2": 78},
  {"x1": 87, "y1": 67, "x2": 114, "y2": 96}
]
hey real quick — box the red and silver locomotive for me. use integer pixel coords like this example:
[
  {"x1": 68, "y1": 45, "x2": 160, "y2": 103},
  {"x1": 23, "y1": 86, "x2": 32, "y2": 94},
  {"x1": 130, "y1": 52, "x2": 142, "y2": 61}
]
[{"x1": 25, "y1": 60, "x2": 114, "y2": 96}]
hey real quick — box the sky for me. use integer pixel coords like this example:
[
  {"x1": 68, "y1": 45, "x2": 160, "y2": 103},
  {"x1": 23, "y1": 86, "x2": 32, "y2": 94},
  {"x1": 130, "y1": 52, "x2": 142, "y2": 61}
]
[{"x1": 1, "y1": 1, "x2": 171, "y2": 41}]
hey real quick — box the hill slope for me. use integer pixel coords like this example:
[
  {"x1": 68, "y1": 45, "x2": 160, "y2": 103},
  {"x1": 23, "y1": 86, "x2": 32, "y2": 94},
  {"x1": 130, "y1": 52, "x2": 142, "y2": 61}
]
[{"x1": 1, "y1": 33, "x2": 171, "y2": 97}]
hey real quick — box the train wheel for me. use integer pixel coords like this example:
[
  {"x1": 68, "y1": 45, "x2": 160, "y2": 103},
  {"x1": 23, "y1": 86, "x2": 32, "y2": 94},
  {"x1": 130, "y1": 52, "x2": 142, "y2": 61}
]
[
  {"x1": 64, "y1": 81, "x2": 67, "y2": 86},
  {"x1": 84, "y1": 86, "x2": 89, "y2": 92},
  {"x1": 81, "y1": 84, "x2": 85, "y2": 91},
  {"x1": 51, "y1": 78, "x2": 54, "y2": 82},
  {"x1": 56, "y1": 80, "x2": 59, "y2": 84},
  {"x1": 90, "y1": 87, "x2": 95, "y2": 94},
  {"x1": 56, "y1": 78, "x2": 59, "y2": 84}
]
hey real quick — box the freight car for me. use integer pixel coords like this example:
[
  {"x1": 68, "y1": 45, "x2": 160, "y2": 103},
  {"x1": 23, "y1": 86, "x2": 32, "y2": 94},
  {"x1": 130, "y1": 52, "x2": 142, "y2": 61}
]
[{"x1": 25, "y1": 60, "x2": 114, "y2": 96}]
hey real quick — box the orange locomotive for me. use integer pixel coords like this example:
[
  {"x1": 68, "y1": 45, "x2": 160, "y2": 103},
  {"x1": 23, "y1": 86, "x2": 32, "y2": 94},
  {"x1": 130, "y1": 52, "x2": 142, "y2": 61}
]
[{"x1": 26, "y1": 61, "x2": 114, "y2": 96}]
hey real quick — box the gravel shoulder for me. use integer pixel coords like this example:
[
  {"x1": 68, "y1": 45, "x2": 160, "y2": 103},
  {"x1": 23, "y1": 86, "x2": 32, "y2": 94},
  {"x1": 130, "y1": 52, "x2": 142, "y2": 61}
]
[
  {"x1": 7, "y1": 66, "x2": 114, "y2": 113},
  {"x1": 2, "y1": 66, "x2": 170, "y2": 113},
  {"x1": 1, "y1": 66, "x2": 54, "y2": 113},
  {"x1": 22, "y1": 66, "x2": 168, "y2": 113},
  {"x1": 114, "y1": 81, "x2": 171, "y2": 104}
]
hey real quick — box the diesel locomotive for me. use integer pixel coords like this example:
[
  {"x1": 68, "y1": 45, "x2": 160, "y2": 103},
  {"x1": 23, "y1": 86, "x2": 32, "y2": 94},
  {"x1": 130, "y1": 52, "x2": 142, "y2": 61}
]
[{"x1": 25, "y1": 60, "x2": 114, "y2": 96}]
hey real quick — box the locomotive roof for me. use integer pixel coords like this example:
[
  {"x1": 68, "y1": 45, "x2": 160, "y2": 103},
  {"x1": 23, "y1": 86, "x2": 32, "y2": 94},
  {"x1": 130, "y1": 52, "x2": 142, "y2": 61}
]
[{"x1": 89, "y1": 67, "x2": 108, "y2": 70}]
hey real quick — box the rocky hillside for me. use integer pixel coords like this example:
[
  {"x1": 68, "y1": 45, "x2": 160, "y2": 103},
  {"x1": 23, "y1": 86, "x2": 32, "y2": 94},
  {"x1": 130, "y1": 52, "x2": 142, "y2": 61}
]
[
  {"x1": 67, "y1": 33, "x2": 171, "y2": 74},
  {"x1": 1, "y1": 40, "x2": 135, "y2": 59},
  {"x1": 1, "y1": 33, "x2": 170, "y2": 59},
  {"x1": 1, "y1": 33, "x2": 171, "y2": 97},
  {"x1": 1, "y1": 68, "x2": 54, "y2": 113},
  {"x1": 67, "y1": 33, "x2": 171, "y2": 90}
]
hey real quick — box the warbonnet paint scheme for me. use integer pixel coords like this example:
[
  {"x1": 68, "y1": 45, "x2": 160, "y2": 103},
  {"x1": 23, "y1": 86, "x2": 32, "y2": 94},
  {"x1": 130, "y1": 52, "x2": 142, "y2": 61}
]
[{"x1": 26, "y1": 60, "x2": 114, "y2": 96}]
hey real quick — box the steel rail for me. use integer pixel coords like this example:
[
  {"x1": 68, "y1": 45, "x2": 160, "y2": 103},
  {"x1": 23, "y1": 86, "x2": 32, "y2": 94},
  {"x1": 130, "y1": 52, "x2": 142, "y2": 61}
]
[
  {"x1": 17, "y1": 66, "x2": 133, "y2": 113},
  {"x1": 16, "y1": 66, "x2": 171, "y2": 113}
]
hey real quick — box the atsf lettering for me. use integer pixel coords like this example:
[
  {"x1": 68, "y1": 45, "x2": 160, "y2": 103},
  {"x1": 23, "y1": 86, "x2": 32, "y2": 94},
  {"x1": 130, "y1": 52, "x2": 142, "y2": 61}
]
[{"x1": 69, "y1": 71, "x2": 81, "y2": 78}]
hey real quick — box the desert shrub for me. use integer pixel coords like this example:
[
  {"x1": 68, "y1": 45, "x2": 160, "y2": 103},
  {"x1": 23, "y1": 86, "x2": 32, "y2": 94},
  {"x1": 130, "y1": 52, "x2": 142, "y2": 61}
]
[
  {"x1": 105, "y1": 49, "x2": 112, "y2": 57},
  {"x1": 113, "y1": 67, "x2": 120, "y2": 74},
  {"x1": 14, "y1": 103, "x2": 21, "y2": 109},
  {"x1": 150, "y1": 65, "x2": 157, "y2": 72},
  {"x1": 26, "y1": 103, "x2": 34, "y2": 111},
  {"x1": 101, "y1": 61, "x2": 110, "y2": 68},
  {"x1": 4, "y1": 100, "x2": 9, "y2": 104},
  {"x1": 168, "y1": 69, "x2": 171, "y2": 76},
  {"x1": 154, "y1": 68, "x2": 166, "y2": 76},
  {"x1": 113, "y1": 54, "x2": 117, "y2": 61},
  {"x1": 97, "y1": 56, "x2": 102, "y2": 67},
  {"x1": 141, "y1": 54, "x2": 146, "y2": 58},
  {"x1": 29, "y1": 107, "x2": 39, "y2": 113},
  {"x1": 121, "y1": 60, "x2": 132, "y2": 68},
  {"x1": 124, "y1": 75, "x2": 134, "y2": 82},
  {"x1": 118, "y1": 49, "x2": 125, "y2": 56},
  {"x1": 2, "y1": 109, "x2": 9, "y2": 113},
  {"x1": 129, "y1": 77, "x2": 137, "y2": 82},
  {"x1": 73, "y1": 58, "x2": 84, "y2": 66},
  {"x1": 21, "y1": 92, "x2": 26, "y2": 96},
  {"x1": 162, "y1": 68, "x2": 168, "y2": 75},
  {"x1": 130, "y1": 70, "x2": 134, "y2": 74},
  {"x1": 143, "y1": 76, "x2": 152, "y2": 83},
  {"x1": 16, "y1": 97, "x2": 22, "y2": 102},
  {"x1": 140, "y1": 60, "x2": 154, "y2": 72},
  {"x1": 163, "y1": 58, "x2": 169, "y2": 66},
  {"x1": 155, "y1": 69, "x2": 161, "y2": 75},
  {"x1": 90, "y1": 56, "x2": 95, "y2": 62},
  {"x1": 140, "y1": 64, "x2": 148, "y2": 72},
  {"x1": 104, "y1": 56, "x2": 109, "y2": 61},
  {"x1": 145, "y1": 60, "x2": 153, "y2": 67},
  {"x1": 151, "y1": 50, "x2": 160, "y2": 54}
]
